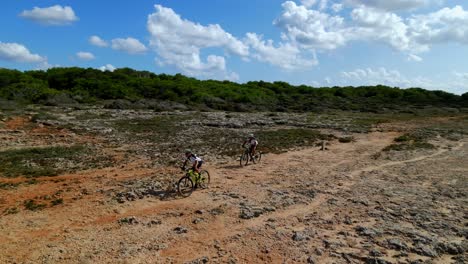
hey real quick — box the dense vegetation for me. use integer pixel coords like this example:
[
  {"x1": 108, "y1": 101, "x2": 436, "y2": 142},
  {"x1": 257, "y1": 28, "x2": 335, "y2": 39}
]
[{"x1": 1, "y1": 67, "x2": 466, "y2": 112}]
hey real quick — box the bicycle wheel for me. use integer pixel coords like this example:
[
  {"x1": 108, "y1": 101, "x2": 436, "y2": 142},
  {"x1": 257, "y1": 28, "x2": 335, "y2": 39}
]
[
  {"x1": 253, "y1": 152, "x2": 262, "y2": 164},
  {"x1": 198, "y1": 170, "x2": 211, "y2": 189},
  {"x1": 177, "y1": 176, "x2": 194, "y2": 197},
  {"x1": 239, "y1": 153, "x2": 245, "y2": 167},
  {"x1": 240, "y1": 152, "x2": 248, "y2": 166}
]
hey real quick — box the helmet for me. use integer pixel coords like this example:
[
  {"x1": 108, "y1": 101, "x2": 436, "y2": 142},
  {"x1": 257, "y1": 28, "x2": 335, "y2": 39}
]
[{"x1": 184, "y1": 149, "x2": 192, "y2": 154}]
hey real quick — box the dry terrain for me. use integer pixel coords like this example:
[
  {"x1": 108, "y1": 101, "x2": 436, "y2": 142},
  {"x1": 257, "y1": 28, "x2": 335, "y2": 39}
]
[{"x1": 0, "y1": 105, "x2": 467, "y2": 264}]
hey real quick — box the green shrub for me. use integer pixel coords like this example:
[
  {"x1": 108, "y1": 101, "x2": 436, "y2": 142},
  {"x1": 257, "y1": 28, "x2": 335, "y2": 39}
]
[
  {"x1": 51, "y1": 198, "x2": 63, "y2": 206},
  {"x1": 24, "y1": 199, "x2": 46, "y2": 211},
  {"x1": 0, "y1": 145, "x2": 86, "y2": 178},
  {"x1": 338, "y1": 136, "x2": 355, "y2": 143}
]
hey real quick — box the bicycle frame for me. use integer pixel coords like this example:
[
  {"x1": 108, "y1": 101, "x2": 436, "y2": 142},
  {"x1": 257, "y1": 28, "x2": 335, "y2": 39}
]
[{"x1": 186, "y1": 169, "x2": 200, "y2": 183}]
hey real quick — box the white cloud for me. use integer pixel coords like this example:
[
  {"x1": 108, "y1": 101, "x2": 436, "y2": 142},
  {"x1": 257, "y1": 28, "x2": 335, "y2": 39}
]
[
  {"x1": 111, "y1": 37, "x2": 147, "y2": 54},
  {"x1": 350, "y1": 6, "x2": 424, "y2": 52},
  {"x1": 341, "y1": 67, "x2": 440, "y2": 90},
  {"x1": 341, "y1": 67, "x2": 406, "y2": 86},
  {"x1": 274, "y1": 2, "x2": 468, "y2": 57},
  {"x1": 89, "y1": 35, "x2": 108, "y2": 47},
  {"x1": 408, "y1": 6, "x2": 468, "y2": 46},
  {"x1": 350, "y1": 5, "x2": 468, "y2": 53},
  {"x1": 346, "y1": 0, "x2": 428, "y2": 11},
  {"x1": 407, "y1": 53, "x2": 422, "y2": 62},
  {"x1": 76, "y1": 51, "x2": 95, "y2": 61},
  {"x1": 36, "y1": 61, "x2": 59, "y2": 70},
  {"x1": 318, "y1": 0, "x2": 329, "y2": 11},
  {"x1": 300, "y1": 0, "x2": 317, "y2": 8},
  {"x1": 99, "y1": 64, "x2": 116, "y2": 72},
  {"x1": 0, "y1": 42, "x2": 45, "y2": 63},
  {"x1": 147, "y1": 4, "x2": 248, "y2": 80},
  {"x1": 245, "y1": 33, "x2": 318, "y2": 70},
  {"x1": 274, "y1": 1, "x2": 350, "y2": 50},
  {"x1": 340, "y1": 67, "x2": 468, "y2": 94},
  {"x1": 19, "y1": 5, "x2": 78, "y2": 25}
]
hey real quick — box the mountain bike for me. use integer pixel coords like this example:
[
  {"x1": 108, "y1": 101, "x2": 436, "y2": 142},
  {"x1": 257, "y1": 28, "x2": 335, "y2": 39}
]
[
  {"x1": 177, "y1": 166, "x2": 211, "y2": 197},
  {"x1": 240, "y1": 146, "x2": 262, "y2": 166}
]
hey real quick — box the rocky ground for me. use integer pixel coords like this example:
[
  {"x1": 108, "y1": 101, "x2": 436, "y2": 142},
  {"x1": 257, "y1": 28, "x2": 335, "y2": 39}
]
[{"x1": 0, "y1": 105, "x2": 467, "y2": 263}]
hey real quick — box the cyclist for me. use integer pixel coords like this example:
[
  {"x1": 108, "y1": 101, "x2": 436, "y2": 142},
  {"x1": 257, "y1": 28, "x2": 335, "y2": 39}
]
[
  {"x1": 242, "y1": 134, "x2": 258, "y2": 160},
  {"x1": 182, "y1": 149, "x2": 203, "y2": 175}
]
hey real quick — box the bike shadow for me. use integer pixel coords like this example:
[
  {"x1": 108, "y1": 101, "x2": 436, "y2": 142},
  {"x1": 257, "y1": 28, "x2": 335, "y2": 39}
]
[
  {"x1": 220, "y1": 165, "x2": 245, "y2": 169},
  {"x1": 145, "y1": 188, "x2": 180, "y2": 201}
]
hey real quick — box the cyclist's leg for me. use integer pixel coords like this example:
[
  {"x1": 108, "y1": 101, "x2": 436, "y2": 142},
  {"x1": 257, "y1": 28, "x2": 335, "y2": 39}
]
[{"x1": 248, "y1": 146, "x2": 254, "y2": 160}]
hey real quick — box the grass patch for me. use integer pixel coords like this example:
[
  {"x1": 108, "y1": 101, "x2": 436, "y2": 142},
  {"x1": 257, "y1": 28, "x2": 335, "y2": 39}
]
[
  {"x1": 255, "y1": 128, "x2": 331, "y2": 153},
  {"x1": 24, "y1": 199, "x2": 47, "y2": 211},
  {"x1": 113, "y1": 115, "x2": 190, "y2": 142},
  {"x1": 383, "y1": 142, "x2": 435, "y2": 151},
  {"x1": 394, "y1": 135, "x2": 411, "y2": 142},
  {"x1": 51, "y1": 198, "x2": 63, "y2": 206},
  {"x1": 351, "y1": 117, "x2": 389, "y2": 127},
  {"x1": 0, "y1": 145, "x2": 86, "y2": 178},
  {"x1": 114, "y1": 115, "x2": 187, "y2": 133},
  {"x1": 3, "y1": 207, "x2": 19, "y2": 215},
  {"x1": 384, "y1": 132, "x2": 435, "y2": 151},
  {"x1": 31, "y1": 112, "x2": 57, "y2": 123},
  {"x1": 0, "y1": 182, "x2": 20, "y2": 190},
  {"x1": 75, "y1": 112, "x2": 112, "y2": 120}
]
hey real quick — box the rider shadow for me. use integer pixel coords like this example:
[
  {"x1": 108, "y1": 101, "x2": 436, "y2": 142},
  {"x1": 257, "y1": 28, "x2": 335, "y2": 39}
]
[
  {"x1": 221, "y1": 165, "x2": 243, "y2": 170},
  {"x1": 152, "y1": 187, "x2": 181, "y2": 201},
  {"x1": 151, "y1": 184, "x2": 191, "y2": 201}
]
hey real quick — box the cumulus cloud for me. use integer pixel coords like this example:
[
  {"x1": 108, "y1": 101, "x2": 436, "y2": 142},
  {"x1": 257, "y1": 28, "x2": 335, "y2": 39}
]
[
  {"x1": 245, "y1": 33, "x2": 317, "y2": 70},
  {"x1": 341, "y1": 67, "x2": 406, "y2": 85},
  {"x1": 147, "y1": 4, "x2": 247, "y2": 80},
  {"x1": 274, "y1": 1, "x2": 350, "y2": 50},
  {"x1": 274, "y1": 1, "x2": 468, "y2": 57},
  {"x1": 111, "y1": 37, "x2": 147, "y2": 54},
  {"x1": 0, "y1": 42, "x2": 45, "y2": 63},
  {"x1": 76, "y1": 51, "x2": 95, "y2": 61},
  {"x1": 349, "y1": 5, "x2": 468, "y2": 53},
  {"x1": 337, "y1": 67, "x2": 468, "y2": 94},
  {"x1": 89, "y1": 35, "x2": 108, "y2": 47},
  {"x1": 340, "y1": 67, "x2": 448, "y2": 93},
  {"x1": 99, "y1": 64, "x2": 116, "y2": 72},
  {"x1": 19, "y1": 5, "x2": 78, "y2": 25},
  {"x1": 350, "y1": 6, "x2": 424, "y2": 52},
  {"x1": 408, "y1": 6, "x2": 468, "y2": 46}
]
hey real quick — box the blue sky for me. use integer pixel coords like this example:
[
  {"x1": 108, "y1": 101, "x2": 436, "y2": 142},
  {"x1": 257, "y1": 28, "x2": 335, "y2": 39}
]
[{"x1": 1, "y1": 0, "x2": 468, "y2": 94}]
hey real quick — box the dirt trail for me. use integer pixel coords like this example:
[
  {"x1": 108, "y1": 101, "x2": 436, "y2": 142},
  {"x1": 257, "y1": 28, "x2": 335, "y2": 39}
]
[
  {"x1": 1, "y1": 131, "x2": 467, "y2": 263},
  {"x1": 350, "y1": 141, "x2": 466, "y2": 177}
]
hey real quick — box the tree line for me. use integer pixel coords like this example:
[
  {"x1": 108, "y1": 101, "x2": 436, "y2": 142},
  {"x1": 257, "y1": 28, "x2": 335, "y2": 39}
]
[{"x1": 0, "y1": 67, "x2": 466, "y2": 112}]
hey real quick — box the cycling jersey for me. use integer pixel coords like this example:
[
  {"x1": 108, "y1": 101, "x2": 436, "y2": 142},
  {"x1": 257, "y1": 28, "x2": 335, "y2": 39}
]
[
  {"x1": 187, "y1": 154, "x2": 202, "y2": 163},
  {"x1": 248, "y1": 138, "x2": 258, "y2": 146}
]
